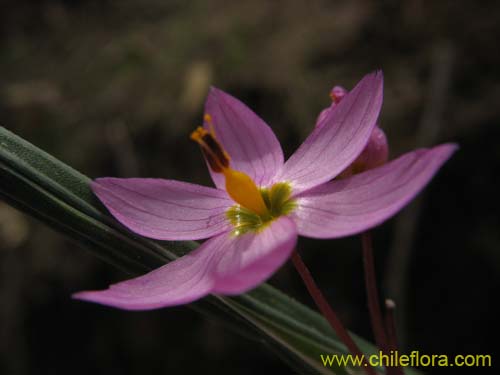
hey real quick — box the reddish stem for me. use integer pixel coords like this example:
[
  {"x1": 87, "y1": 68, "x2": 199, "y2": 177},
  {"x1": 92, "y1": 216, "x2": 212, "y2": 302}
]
[{"x1": 291, "y1": 250, "x2": 377, "y2": 375}]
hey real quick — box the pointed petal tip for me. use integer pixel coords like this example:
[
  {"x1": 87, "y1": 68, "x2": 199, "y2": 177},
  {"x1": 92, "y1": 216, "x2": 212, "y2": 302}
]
[
  {"x1": 204, "y1": 82, "x2": 284, "y2": 188},
  {"x1": 208, "y1": 86, "x2": 227, "y2": 99},
  {"x1": 208, "y1": 85, "x2": 220, "y2": 94},
  {"x1": 206, "y1": 86, "x2": 235, "y2": 111},
  {"x1": 74, "y1": 217, "x2": 298, "y2": 310},
  {"x1": 71, "y1": 291, "x2": 84, "y2": 300},
  {"x1": 429, "y1": 142, "x2": 459, "y2": 162},
  {"x1": 368, "y1": 69, "x2": 384, "y2": 88},
  {"x1": 360, "y1": 70, "x2": 383, "y2": 95},
  {"x1": 279, "y1": 70, "x2": 385, "y2": 192},
  {"x1": 72, "y1": 291, "x2": 92, "y2": 302},
  {"x1": 363, "y1": 69, "x2": 383, "y2": 80},
  {"x1": 442, "y1": 142, "x2": 460, "y2": 152},
  {"x1": 72, "y1": 291, "x2": 107, "y2": 306},
  {"x1": 294, "y1": 142, "x2": 458, "y2": 239},
  {"x1": 71, "y1": 291, "x2": 155, "y2": 311}
]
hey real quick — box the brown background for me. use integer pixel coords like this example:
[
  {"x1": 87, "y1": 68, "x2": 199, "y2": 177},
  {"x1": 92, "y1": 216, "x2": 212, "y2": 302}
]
[{"x1": 1, "y1": 1, "x2": 499, "y2": 374}]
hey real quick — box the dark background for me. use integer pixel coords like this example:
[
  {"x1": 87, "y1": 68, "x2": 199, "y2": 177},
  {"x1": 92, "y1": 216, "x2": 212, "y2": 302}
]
[{"x1": 1, "y1": 0, "x2": 499, "y2": 374}]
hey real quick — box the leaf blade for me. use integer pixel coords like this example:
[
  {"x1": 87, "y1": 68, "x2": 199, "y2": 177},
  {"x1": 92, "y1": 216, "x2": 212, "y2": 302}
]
[{"x1": 1, "y1": 126, "x2": 422, "y2": 375}]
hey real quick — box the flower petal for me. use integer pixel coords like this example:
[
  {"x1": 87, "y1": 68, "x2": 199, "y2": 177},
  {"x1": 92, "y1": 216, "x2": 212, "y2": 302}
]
[
  {"x1": 72, "y1": 237, "x2": 222, "y2": 310},
  {"x1": 92, "y1": 178, "x2": 233, "y2": 240},
  {"x1": 293, "y1": 144, "x2": 457, "y2": 238},
  {"x1": 213, "y1": 216, "x2": 297, "y2": 295},
  {"x1": 73, "y1": 217, "x2": 297, "y2": 309},
  {"x1": 277, "y1": 71, "x2": 384, "y2": 194},
  {"x1": 204, "y1": 87, "x2": 284, "y2": 189}
]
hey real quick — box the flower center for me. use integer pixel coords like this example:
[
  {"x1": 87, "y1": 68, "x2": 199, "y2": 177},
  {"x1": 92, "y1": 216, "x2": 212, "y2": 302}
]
[
  {"x1": 227, "y1": 182, "x2": 296, "y2": 236},
  {"x1": 190, "y1": 115, "x2": 268, "y2": 216},
  {"x1": 190, "y1": 114, "x2": 296, "y2": 235}
]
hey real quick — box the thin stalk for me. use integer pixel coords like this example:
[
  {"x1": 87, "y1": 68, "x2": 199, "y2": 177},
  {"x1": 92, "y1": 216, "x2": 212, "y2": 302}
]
[
  {"x1": 385, "y1": 299, "x2": 405, "y2": 375},
  {"x1": 384, "y1": 299, "x2": 398, "y2": 352},
  {"x1": 361, "y1": 231, "x2": 388, "y2": 352},
  {"x1": 291, "y1": 250, "x2": 377, "y2": 375}
]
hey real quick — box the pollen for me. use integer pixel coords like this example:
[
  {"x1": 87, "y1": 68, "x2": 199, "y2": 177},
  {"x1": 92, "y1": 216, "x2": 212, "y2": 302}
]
[
  {"x1": 191, "y1": 120, "x2": 268, "y2": 216},
  {"x1": 203, "y1": 113, "x2": 212, "y2": 123}
]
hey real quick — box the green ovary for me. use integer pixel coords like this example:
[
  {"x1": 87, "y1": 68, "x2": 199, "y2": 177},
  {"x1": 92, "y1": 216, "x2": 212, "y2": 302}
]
[{"x1": 226, "y1": 182, "x2": 296, "y2": 236}]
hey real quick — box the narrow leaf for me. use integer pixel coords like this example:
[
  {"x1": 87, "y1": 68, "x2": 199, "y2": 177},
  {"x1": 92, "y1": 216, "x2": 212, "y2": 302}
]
[{"x1": 0, "y1": 126, "x2": 421, "y2": 374}]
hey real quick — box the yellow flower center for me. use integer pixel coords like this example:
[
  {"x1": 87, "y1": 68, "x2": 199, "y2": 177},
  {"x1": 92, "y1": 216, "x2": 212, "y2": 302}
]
[
  {"x1": 226, "y1": 182, "x2": 296, "y2": 236},
  {"x1": 191, "y1": 114, "x2": 296, "y2": 235}
]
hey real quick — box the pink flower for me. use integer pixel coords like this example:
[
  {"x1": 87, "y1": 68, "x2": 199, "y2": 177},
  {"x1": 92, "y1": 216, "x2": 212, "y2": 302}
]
[{"x1": 74, "y1": 71, "x2": 456, "y2": 310}]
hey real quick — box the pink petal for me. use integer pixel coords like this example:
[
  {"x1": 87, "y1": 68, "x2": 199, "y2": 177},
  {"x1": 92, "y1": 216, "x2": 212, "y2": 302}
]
[
  {"x1": 72, "y1": 238, "x2": 222, "y2": 310},
  {"x1": 204, "y1": 87, "x2": 284, "y2": 189},
  {"x1": 92, "y1": 178, "x2": 233, "y2": 240},
  {"x1": 213, "y1": 216, "x2": 297, "y2": 295},
  {"x1": 277, "y1": 71, "x2": 384, "y2": 194},
  {"x1": 73, "y1": 217, "x2": 297, "y2": 310},
  {"x1": 293, "y1": 144, "x2": 458, "y2": 238}
]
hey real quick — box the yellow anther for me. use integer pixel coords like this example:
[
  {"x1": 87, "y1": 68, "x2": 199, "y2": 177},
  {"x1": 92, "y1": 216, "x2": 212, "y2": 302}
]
[
  {"x1": 191, "y1": 122, "x2": 268, "y2": 216},
  {"x1": 190, "y1": 126, "x2": 229, "y2": 172},
  {"x1": 190, "y1": 126, "x2": 206, "y2": 143}
]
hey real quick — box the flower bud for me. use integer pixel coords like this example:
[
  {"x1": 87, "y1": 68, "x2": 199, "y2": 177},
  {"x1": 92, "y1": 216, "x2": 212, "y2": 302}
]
[
  {"x1": 316, "y1": 84, "x2": 389, "y2": 177},
  {"x1": 330, "y1": 85, "x2": 346, "y2": 103},
  {"x1": 315, "y1": 86, "x2": 347, "y2": 129},
  {"x1": 339, "y1": 126, "x2": 388, "y2": 178}
]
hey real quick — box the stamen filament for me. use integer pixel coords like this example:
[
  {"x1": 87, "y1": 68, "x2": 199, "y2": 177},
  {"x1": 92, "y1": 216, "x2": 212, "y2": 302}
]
[{"x1": 191, "y1": 119, "x2": 268, "y2": 216}]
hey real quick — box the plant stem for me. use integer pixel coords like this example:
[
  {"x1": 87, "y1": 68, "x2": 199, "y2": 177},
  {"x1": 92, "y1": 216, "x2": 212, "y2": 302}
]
[
  {"x1": 384, "y1": 299, "x2": 398, "y2": 352},
  {"x1": 385, "y1": 299, "x2": 405, "y2": 375},
  {"x1": 361, "y1": 231, "x2": 388, "y2": 352},
  {"x1": 291, "y1": 250, "x2": 377, "y2": 375}
]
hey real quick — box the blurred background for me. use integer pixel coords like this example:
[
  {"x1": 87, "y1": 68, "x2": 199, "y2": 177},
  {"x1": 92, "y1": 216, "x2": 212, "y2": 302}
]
[{"x1": 1, "y1": 0, "x2": 499, "y2": 374}]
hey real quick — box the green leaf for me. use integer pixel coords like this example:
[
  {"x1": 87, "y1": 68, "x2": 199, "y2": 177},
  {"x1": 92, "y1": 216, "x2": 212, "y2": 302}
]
[{"x1": 0, "y1": 126, "x2": 421, "y2": 375}]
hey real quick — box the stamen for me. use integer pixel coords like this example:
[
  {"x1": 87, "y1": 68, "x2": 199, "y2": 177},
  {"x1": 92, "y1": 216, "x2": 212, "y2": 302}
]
[
  {"x1": 190, "y1": 126, "x2": 230, "y2": 173},
  {"x1": 191, "y1": 117, "x2": 268, "y2": 216}
]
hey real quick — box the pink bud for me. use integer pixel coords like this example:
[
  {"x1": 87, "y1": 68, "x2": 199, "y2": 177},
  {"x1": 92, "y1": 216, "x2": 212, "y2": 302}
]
[
  {"x1": 329, "y1": 86, "x2": 347, "y2": 104},
  {"x1": 315, "y1": 86, "x2": 348, "y2": 129},
  {"x1": 339, "y1": 126, "x2": 389, "y2": 178},
  {"x1": 315, "y1": 84, "x2": 388, "y2": 177}
]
